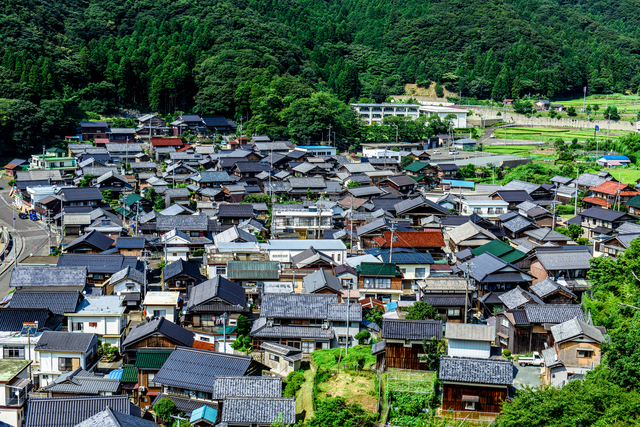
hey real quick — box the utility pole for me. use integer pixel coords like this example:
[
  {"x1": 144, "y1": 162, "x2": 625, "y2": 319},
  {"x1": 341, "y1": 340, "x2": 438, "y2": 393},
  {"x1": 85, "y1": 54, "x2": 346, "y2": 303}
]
[
  {"x1": 583, "y1": 86, "x2": 587, "y2": 113},
  {"x1": 327, "y1": 124, "x2": 332, "y2": 146},
  {"x1": 388, "y1": 221, "x2": 397, "y2": 264},
  {"x1": 269, "y1": 146, "x2": 274, "y2": 240},
  {"x1": 394, "y1": 124, "x2": 398, "y2": 145},
  {"x1": 171, "y1": 414, "x2": 188, "y2": 427},
  {"x1": 349, "y1": 195, "x2": 353, "y2": 255},
  {"x1": 464, "y1": 264, "x2": 469, "y2": 324},
  {"x1": 551, "y1": 186, "x2": 558, "y2": 229},
  {"x1": 345, "y1": 278, "x2": 351, "y2": 356},
  {"x1": 222, "y1": 312, "x2": 228, "y2": 353},
  {"x1": 574, "y1": 168, "x2": 579, "y2": 216}
]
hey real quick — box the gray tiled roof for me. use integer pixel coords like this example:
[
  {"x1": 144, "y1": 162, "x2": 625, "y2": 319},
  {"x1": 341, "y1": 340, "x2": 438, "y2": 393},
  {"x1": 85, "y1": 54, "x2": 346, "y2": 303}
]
[
  {"x1": 162, "y1": 259, "x2": 206, "y2": 282},
  {"x1": 550, "y1": 317, "x2": 604, "y2": 343},
  {"x1": 151, "y1": 393, "x2": 216, "y2": 416},
  {"x1": 156, "y1": 214, "x2": 209, "y2": 231},
  {"x1": 575, "y1": 173, "x2": 606, "y2": 188},
  {"x1": 0, "y1": 308, "x2": 57, "y2": 332},
  {"x1": 502, "y1": 180, "x2": 542, "y2": 194},
  {"x1": 288, "y1": 177, "x2": 326, "y2": 189},
  {"x1": 439, "y1": 356, "x2": 513, "y2": 386},
  {"x1": 302, "y1": 269, "x2": 342, "y2": 294},
  {"x1": 578, "y1": 206, "x2": 628, "y2": 222},
  {"x1": 9, "y1": 290, "x2": 81, "y2": 315},
  {"x1": 221, "y1": 397, "x2": 296, "y2": 425},
  {"x1": 260, "y1": 294, "x2": 338, "y2": 319},
  {"x1": 115, "y1": 237, "x2": 147, "y2": 249},
  {"x1": 327, "y1": 303, "x2": 362, "y2": 322},
  {"x1": 44, "y1": 368, "x2": 120, "y2": 395},
  {"x1": 371, "y1": 340, "x2": 386, "y2": 355},
  {"x1": 250, "y1": 318, "x2": 334, "y2": 339},
  {"x1": 498, "y1": 286, "x2": 544, "y2": 310},
  {"x1": 66, "y1": 230, "x2": 114, "y2": 252},
  {"x1": 446, "y1": 221, "x2": 496, "y2": 245},
  {"x1": 10, "y1": 267, "x2": 87, "y2": 288},
  {"x1": 154, "y1": 347, "x2": 254, "y2": 392},
  {"x1": 536, "y1": 250, "x2": 592, "y2": 271},
  {"x1": 523, "y1": 304, "x2": 585, "y2": 324},
  {"x1": 75, "y1": 407, "x2": 158, "y2": 427},
  {"x1": 187, "y1": 276, "x2": 246, "y2": 309},
  {"x1": 211, "y1": 376, "x2": 282, "y2": 400},
  {"x1": 445, "y1": 323, "x2": 494, "y2": 341},
  {"x1": 26, "y1": 395, "x2": 137, "y2": 427},
  {"x1": 394, "y1": 196, "x2": 448, "y2": 215},
  {"x1": 57, "y1": 254, "x2": 137, "y2": 274},
  {"x1": 530, "y1": 278, "x2": 576, "y2": 299},
  {"x1": 382, "y1": 319, "x2": 442, "y2": 340},
  {"x1": 502, "y1": 215, "x2": 535, "y2": 233},
  {"x1": 110, "y1": 266, "x2": 145, "y2": 286},
  {"x1": 121, "y1": 317, "x2": 194, "y2": 349},
  {"x1": 35, "y1": 331, "x2": 96, "y2": 353},
  {"x1": 218, "y1": 204, "x2": 254, "y2": 218}
]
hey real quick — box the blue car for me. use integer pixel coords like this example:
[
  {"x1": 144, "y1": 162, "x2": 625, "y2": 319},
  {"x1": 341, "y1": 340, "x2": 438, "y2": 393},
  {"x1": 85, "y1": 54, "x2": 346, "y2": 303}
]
[{"x1": 29, "y1": 213, "x2": 38, "y2": 221}]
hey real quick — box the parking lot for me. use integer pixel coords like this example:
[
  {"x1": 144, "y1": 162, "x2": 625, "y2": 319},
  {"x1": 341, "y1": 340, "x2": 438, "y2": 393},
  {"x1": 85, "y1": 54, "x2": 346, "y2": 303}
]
[{"x1": 512, "y1": 361, "x2": 542, "y2": 389}]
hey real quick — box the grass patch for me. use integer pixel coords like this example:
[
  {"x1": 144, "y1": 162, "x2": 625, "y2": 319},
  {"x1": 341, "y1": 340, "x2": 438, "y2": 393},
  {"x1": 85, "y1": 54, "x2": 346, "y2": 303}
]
[
  {"x1": 311, "y1": 345, "x2": 376, "y2": 370},
  {"x1": 484, "y1": 145, "x2": 538, "y2": 155},
  {"x1": 317, "y1": 371, "x2": 378, "y2": 412},
  {"x1": 587, "y1": 168, "x2": 640, "y2": 185},
  {"x1": 296, "y1": 367, "x2": 315, "y2": 422}
]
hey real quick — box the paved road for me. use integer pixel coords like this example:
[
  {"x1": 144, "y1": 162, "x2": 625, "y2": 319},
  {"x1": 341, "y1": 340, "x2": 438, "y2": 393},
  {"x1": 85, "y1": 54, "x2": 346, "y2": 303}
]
[{"x1": 0, "y1": 179, "x2": 50, "y2": 296}]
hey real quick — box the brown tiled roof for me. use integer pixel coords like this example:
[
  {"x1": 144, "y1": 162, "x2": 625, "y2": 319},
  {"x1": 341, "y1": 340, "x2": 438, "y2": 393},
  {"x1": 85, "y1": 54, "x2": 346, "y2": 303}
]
[{"x1": 374, "y1": 230, "x2": 445, "y2": 248}]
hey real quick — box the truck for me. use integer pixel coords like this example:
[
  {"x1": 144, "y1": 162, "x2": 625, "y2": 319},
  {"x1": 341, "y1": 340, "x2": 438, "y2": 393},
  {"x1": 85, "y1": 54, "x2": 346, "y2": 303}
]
[{"x1": 518, "y1": 351, "x2": 544, "y2": 367}]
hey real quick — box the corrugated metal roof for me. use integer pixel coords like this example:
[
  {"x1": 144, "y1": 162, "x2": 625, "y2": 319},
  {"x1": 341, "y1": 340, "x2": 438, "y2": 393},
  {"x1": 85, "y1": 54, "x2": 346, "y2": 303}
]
[
  {"x1": 134, "y1": 351, "x2": 172, "y2": 369},
  {"x1": 227, "y1": 261, "x2": 279, "y2": 280},
  {"x1": 121, "y1": 365, "x2": 138, "y2": 383}
]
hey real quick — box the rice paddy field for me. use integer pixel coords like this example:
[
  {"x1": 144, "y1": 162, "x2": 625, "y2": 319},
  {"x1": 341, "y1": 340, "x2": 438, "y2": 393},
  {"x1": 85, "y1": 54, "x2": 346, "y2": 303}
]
[
  {"x1": 495, "y1": 126, "x2": 630, "y2": 142},
  {"x1": 560, "y1": 93, "x2": 640, "y2": 114},
  {"x1": 483, "y1": 145, "x2": 539, "y2": 155}
]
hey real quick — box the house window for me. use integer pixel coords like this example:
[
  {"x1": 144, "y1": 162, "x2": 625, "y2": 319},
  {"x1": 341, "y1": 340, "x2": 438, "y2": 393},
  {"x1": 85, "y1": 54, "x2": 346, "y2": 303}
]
[
  {"x1": 341, "y1": 279, "x2": 353, "y2": 289},
  {"x1": 153, "y1": 310, "x2": 167, "y2": 318},
  {"x1": 3, "y1": 346, "x2": 24, "y2": 359},
  {"x1": 465, "y1": 402, "x2": 476, "y2": 410},
  {"x1": 89, "y1": 322, "x2": 98, "y2": 327},
  {"x1": 190, "y1": 231, "x2": 200, "y2": 237},
  {"x1": 501, "y1": 317, "x2": 509, "y2": 328},
  {"x1": 269, "y1": 354, "x2": 280, "y2": 362},
  {"x1": 499, "y1": 337, "x2": 508, "y2": 346},
  {"x1": 447, "y1": 309, "x2": 461, "y2": 316},
  {"x1": 72, "y1": 322, "x2": 84, "y2": 331},
  {"x1": 148, "y1": 373, "x2": 159, "y2": 387},
  {"x1": 374, "y1": 278, "x2": 391, "y2": 289},
  {"x1": 197, "y1": 391, "x2": 212, "y2": 400},
  {"x1": 415, "y1": 268, "x2": 426, "y2": 278},
  {"x1": 301, "y1": 341, "x2": 315, "y2": 353},
  {"x1": 93, "y1": 274, "x2": 104, "y2": 280},
  {"x1": 338, "y1": 336, "x2": 350, "y2": 345},
  {"x1": 577, "y1": 349, "x2": 593, "y2": 358},
  {"x1": 309, "y1": 319, "x2": 323, "y2": 326},
  {"x1": 200, "y1": 337, "x2": 210, "y2": 342},
  {"x1": 58, "y1": 357, "x2": 78, "y2": 371},
  {"x1": 289, "y1": 361, "x2": 294, "y2": 367},
  {"x1": 216, "y1": 266, "x2": 226, "y2": 276},
  {"x1": 333, "y1": 321, "x2": 346, "y2": 327}
]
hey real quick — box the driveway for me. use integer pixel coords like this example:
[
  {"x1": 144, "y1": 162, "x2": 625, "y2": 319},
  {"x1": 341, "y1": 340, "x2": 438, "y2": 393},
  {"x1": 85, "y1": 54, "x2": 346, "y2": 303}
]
[{"x1": 512, "y1": 361, "x2": 542, "y2": 389}]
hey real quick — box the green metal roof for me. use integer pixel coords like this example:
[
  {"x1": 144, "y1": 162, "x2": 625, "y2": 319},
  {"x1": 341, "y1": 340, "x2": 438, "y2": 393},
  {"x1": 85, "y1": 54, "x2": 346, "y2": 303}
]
[
  {"x1": 410, "y1": 175, "x2": 425, "y2": 181},
  {"x1": 404, "y1": 161, "x2": 428, "y2": 172},
  {"x1": 356, "y1": 262, "x2": 399, "y2": 276},
  {"x1": 123, "y1": 193, "x2": 143, "y2": 206},
  {"x1": 471, "y1": 240, "x2": 526, "y2": 263},
  {"x1": 218, "y1": 326, "x2": 237, "y2": 335},
  {"x1": 626, "y1": 195, "x2": 640, "y2": 208},
  {"x1": 121, "y1": 364, "x2": 138, "y2": 383},
  {"x1": 134, "y1": 350, "x2": 172, "y2": 369},
  {"x1": 227, "y1": 261, "x2": 280, "y2": 280},
  {"x1": 115, "y1": 206, "x2": 135, "y2": 218},
  {"x1": 0, "y1": 360, "x2": 30, "y2": 382}
]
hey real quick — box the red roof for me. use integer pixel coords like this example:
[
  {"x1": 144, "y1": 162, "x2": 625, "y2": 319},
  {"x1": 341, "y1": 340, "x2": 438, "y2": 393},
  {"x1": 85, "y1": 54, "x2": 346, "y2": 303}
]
[
  {"x1": 192, "y1": 340, "x2": 217, "y2": 351},
  {"x1": 373, "y1": 230, "x2": 445, "y2": 249},
  {"x1": 359, "y1": 297, "x2": 385, "y2": 310},
  {"x1": 582, "y1": 196, "x2": 611, "y2": 208},
  {"x1": 151, "y1": 137, "x2": 184, "y2": 147},
  {"x1": 430, "y1": 263, "x2": 453, "y2": 271},
  {"x1": 176, "y1": 144, "x2": 192, "y2": 152},
  {"x1": 589, "y1": 180, "x2": 634, "y2": 196}
]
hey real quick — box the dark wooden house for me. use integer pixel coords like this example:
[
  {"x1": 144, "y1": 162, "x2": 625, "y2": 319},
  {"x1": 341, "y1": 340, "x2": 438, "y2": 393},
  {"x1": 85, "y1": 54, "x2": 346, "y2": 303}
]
[
  {"x1": 162, "y1": 259, "x2": 206, "y2": 297},
  {"x1": 439, "y1": 356, "x2": 513, "y2": 413},
  {"x1": 120, "y1": 317, "x2": 195, "y2": 364},
  {"x1": 183, "y1": 276, "x2": 247, "y2": 329},
  {"x1": 372, "y1": 319, "x2": 442, "y2": 372}
]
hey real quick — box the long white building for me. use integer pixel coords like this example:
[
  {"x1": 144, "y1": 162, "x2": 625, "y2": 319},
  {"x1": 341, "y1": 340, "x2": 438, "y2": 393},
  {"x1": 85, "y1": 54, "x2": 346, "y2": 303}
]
[{"x1": 351, "y1": 103, "x2": 468, "y2": 128}]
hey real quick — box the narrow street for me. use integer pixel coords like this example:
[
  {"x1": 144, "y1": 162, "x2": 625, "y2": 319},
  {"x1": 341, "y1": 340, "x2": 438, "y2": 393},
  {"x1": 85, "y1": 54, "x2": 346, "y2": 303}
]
[{"x1": 0, "y1": 177, "x2": 50, "y2": 297}]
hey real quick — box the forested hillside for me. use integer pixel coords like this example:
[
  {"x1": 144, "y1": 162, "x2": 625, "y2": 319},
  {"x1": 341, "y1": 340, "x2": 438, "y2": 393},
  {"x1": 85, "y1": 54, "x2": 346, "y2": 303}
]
[{"x1": 2, "y1": 0, "x2": 640, "y2": 155}]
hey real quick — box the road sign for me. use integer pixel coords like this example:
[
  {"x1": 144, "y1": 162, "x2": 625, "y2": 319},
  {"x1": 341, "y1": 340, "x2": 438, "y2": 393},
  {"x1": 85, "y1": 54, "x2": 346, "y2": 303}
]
[{"x1": 595, "y1": 125, "x2": 599, "y2": 132}]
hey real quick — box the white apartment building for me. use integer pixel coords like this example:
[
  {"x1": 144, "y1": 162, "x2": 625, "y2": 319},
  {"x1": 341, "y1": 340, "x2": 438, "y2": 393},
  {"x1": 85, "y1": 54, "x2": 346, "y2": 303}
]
[
  {"x1": 352, "y1": 103, "x2": 468, "y2": 128},
  {"x1": 460, "y1": 199, "x2": 509, "y2": 218},
  {"x1": 271, "y1": 203, "x2": 334, "y2": 239}
]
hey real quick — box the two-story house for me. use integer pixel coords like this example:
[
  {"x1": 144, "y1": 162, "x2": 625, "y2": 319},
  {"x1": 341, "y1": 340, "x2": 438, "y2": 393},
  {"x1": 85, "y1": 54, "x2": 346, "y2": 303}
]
[
  {"x1": 133, "y1": 350, "x2": 172, "y2": 409},
  {"x1": 35, "y1": 331, "x2": 98, "y2": 387},
  {"x1": 142, "y1": 292, "x2": 180, "y2": 323},
  {"x1": 162, "y1": 259, "x2": 206, "y2": 296},
  {"x1": 189, "y1": 171, "x2": 233, "y2": 189},
  {"x1": 120, "y1": 318, "x2": 194, "y2": 364},
  {"x1": 372, "y1": 319, "x2": 443, "y2": 372},
  {"x1": 0, "y1": 359, "x2": 32, "y2": 427},
  {"x1": 58, "y1": 188, "x2": 104, "y2": 209},
  {"x1": 65, "y1": 296, "x2": 126, "y2": 348},
  {"x1": 543, "y1": 317, "x2": 605, "y2": 387},
  {"x1": 79, "y1": 121, "x2": 109, "y2": 141},
  {"x1": 528, "y1": 247, "x2": 592, "y2": 284},
  {"x1": 250, "y1": 293, "x2": 362, "y2": 353},
  {"x1": 460, "y1": 199, "x2": 509, "y2": 219},
  {"x1": 568, "y1": 206, "x2": 636, "y2": 239},
  {"x1": 582, "y1": 180, "x2": 639, "y2": 209},
  {"x1": 29, "y1": 147, "x2": 77, "y2": 175},
  {"x1": 356, "y1": 262, "x2": 403, "y2": 303},
  {"x1": 271, "y1": 203, "x2": 334, "y2": 240}
]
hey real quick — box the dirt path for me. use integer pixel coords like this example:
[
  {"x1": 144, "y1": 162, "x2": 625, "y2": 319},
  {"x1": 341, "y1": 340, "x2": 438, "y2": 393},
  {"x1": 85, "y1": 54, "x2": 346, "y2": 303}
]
[{"x1": 297, "y1": 368, "x2": 316, "y2": 422}]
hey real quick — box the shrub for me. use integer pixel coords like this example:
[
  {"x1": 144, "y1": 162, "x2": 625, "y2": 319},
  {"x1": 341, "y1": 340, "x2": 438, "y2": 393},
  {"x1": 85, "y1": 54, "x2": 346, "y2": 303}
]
[
  {"x1": 503, "y1": 349, "x2": 511, "y2": 359},
  {"x1": 283, "y1": 371, "x2": 305, "y2": 397},
  {"x1": 354, "y1": 330, "x2": 371, "y2": 345}
]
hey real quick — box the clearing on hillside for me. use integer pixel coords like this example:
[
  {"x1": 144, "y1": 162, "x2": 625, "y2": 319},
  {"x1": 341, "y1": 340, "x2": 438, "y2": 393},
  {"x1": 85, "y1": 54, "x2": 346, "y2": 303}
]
[{"x1": 316, "y1": 371, "x2": 378, "y2": 412}]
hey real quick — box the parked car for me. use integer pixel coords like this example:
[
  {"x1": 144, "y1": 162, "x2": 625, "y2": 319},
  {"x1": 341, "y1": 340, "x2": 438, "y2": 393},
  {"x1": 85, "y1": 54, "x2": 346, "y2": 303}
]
[
  {"x1": 18, "y1": 213, "x2": 28, "y2": 220},
  {"x1": 29, "y1": 213, "x2": 38, "y2": 221},
  {"x1": 449, "y1": 150, "x2": 459, "y2": 155},
  {"x1": 432, "y1": 150, "x2": 441, "y2": 155},
  {"x1": 518, "y1": 351, "x2": 544, "y2": 367}
]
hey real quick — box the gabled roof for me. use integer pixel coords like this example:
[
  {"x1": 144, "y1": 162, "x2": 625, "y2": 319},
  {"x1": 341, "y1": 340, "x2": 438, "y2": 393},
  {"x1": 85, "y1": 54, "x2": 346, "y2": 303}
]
[
  {"x1": 535, "y1": 249, "x2": 592, "y2": 271},
  {"x1": 154, "y1": 347, "x2": 256, "y2": 392},
  {"x1": 524, "y1": 228, "x2": 569, "y2": 242},
  {"x1": 214, "y1": 226, "x2": 258, "y2": 245},
  {"x1": 35, "y1": 331, "x2": 95, "y2": 353},
  {"x1": 303, "y1": 269, "x2": 342, "y2": 294},
  {"x1": 211, "y1": 376, "x2": 282, "y2": 400},
  {"x1": 470, "y1": 240, "x2": 527, "y2": 263},
  {"x1": 115, "y1": 236, "x2": 147, "y2": 249},
  {"x1": 218, "y1": 203, "x2": 254, "y2": 218},
  {"x1": 221, "y1": 397, "x2": 296, "y2": 425},
  {"x1": 575, "y1": 173, "x2": 607, "y2": 188},
  {"x1": 458, "y1": 253, "x2": 531, "y2": 283},
  {"x1": 156, "y1": 214, "x2": 209, "y2": 231},
  {"x1": 75, "y1": 407, "x2": 158, "y2": 427},
  {"x1": 498, "y1": 285, "x2": 545, "y2": 310},
  {"x1": 291, "y1": 247, "x2": 337, "y2": 268},
  {"x1": 501, "y1": 179, "x2": 543, "y2": 194},
  {"x1": 227, "y1": 261, "x2": 280, "y2": 280},
  {"x1": 0, "y1": 308, "x2": 59, "y2": 332},
  {"x1": 493, "y1": 190, "x2": 533, "y2": 203},
  {"x1": 163, "y1": 259, "x2": 205, "y2": 283},
  {"x1": 550, "y1": 317, "x2": 605, "y2": 343},
  {"x1": 26, "y1": 395, "x2": 137, "y2": 427},
  {"x1": 60, "y1": 187, "x2": 103, "y2": 202},
  {"x1": 404, "y1": 161, "x2": 429, "y2": 172},
  {"x1": 382, "y1": 319, "x2": 442, "y2": 340},
  {"x1": 530, "y1": 278, "x2": 576, "y2": 299},
  {"x1": 394, "y1": 196, "x2": 449, "y2": 215},
  {"x1": 439, "y1": 356, "x2": 513, "y2": 386},
  {"x1": 445, "y1": 323, "x2": 494, "y2": 342},
  {"x1": 187, "y1": 276, "x2": 246, "y2": 309},
  {"x1": 503, "y1": 215, "x2": 535, "y2": 233},
  {"x1": 579, "y1": 206, "x2": 629, "y2": 222},
  {"x1": 9, "y1": 290, "x2": 82, "y2": 315},
  {"x1": 66, "y1": 230, "x2": 114, "y2": 252},
  {"x1": 57, "y1": 254, "x2": 137, "y2": 274},
  {"x1": 447, "y1": 221, "x2": 497, "y2": 246},
  {"x1": 10, "y1": 267, "x2": 87, "y2": 288},
  {"x1": 523, "y1": 304, "x2": 585, "y2": 324},
  {"x1": 43, "y1": 368, "x2": 120, "y2": 395},
  {"x1": 121, "y1": 318, "x2": 194, "y2": 349},
  {"x1": 374, "y1": 230, "x2": 445, "y2": 248}
]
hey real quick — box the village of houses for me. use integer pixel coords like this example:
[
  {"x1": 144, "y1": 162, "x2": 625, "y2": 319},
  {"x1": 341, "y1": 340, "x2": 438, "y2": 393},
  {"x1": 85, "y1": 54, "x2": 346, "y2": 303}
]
[{"x1": 0, "y1": 108, "x2": 631, "y2": 426}]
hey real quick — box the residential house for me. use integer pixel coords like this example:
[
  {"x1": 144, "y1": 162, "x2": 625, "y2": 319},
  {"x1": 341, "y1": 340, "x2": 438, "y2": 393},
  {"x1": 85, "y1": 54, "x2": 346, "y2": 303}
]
[
  {"x1": 373, "y1": 229, "x2": 445, "y2": 257},
  {"x1": 394, "y1": 196, "x2": 450, "y2": 225},
  {"x1": 108, "y1": 267, "x2": 144, "y2": 309},
  {"x1": 131, "y1": 350, "x2": 172, "y2": 409},
  {"x1": 445, "y1": 323, "x2": 495, "y2": 359},
  {"x1": 160, "y1": 230, "x2": 211, "y2": 262},
  {"x1": 76, "y1": 407, "x2": 158, "y2": 427},
  {"x1": 594, "y1": 232, "x2": 640, "y2": 258},
  {"x1": 40, "y1": 368, "x2": 120, "y2": 398},
  {"x1": 502, "y1": 180, "x2": 552, "y2": 200},
  {"x1": 302, "y1": 269, "x2": 344, "y2": 300},
  {"x1": 529, "y1": 278, "x2": 577, "y2": 304},
  {"x1": 271, "y1": 203, "x2": 333, "y2": 239},
  {"x1": 264, "y1": 239, "x2": 347, "y2": 265},
  {"x1": 183, "y1": 276, "x2": 246, "y2": 331},
  {"x1": 596, "y1": 155, "x2": 632, "y2": 168},
  {"x1": 357, "y1": 262, "x2": 403, "y2": 303},
  {"x1": 107, "y1": 128, "x2": 136, "y2": 143},
  {"x1": 217, "y1": 204, "x2": 255, "y2": 225},
  {"x1": 220, "y1": 396, "x2": 296, "y2": 427},
  {"x1": 543, "y1": 318, "x2": 605, "y2": 387},
  {"x1": 35, "y1": 331, "x2": 98, "y2": 387},
  {"x1": 380, "y1": 175, "x2": 418, "y2": 194},
  {"x1": 470, "y1": 240, "x2": 527, "y2": 264},
  {"x1": 458, "y1": 252, "x2": 533, "y2": 295},
  {"x1": 142, "y1": 292, "x2": 180, "y2": 323},
  {"x1": 171, "y1": 114, "x2": 204, "y2": 135},
  {"x1": 58, "y1": 187, "x2": 104, "y2": 208},
  {"x1": 439, "y1": 356, "x2": 512, "y2": 413},
  {"x1": 435, "y1": 164, "x2": 459, "y2": 182},
  {"x1": 625, "y1": 194, "x2": 640, "y2": 216},
  {"x1": 250, "y1": 293, "x2": 361, "y2": 352},
  {"x1": 65, "y1": 296, "x2": 126, "y2": 348},
  {"x1": 120, "y1": 318, "x2": 194, "y2": 364},
  {"x1": 25, "y1": 395, "x2": 140, "y2": 427},
  {"x1": 189, "y1": 171, "x2": 233, "y2": 189},
  {"x1": 64, "y1": 230, "x2": 114, "y2": 254},
  {"x1": 260, "y1": 343, "x2": 303, "y2": 377},
  {"x1": 495, "y1": 304, "x2": 585, "y2": 354},
  {"x1": 368, "y1": 248, "x2": 435, "y2": 294},
  {"x1": 226, "y1": 261, "x2": 280, "y2": 305},
  {"x1": 529, "y1": 247, "x2": 592, "y2": 284},
  {"x1": 446, "y1": 221, "x2": 497, "y2": 252},
  {"x1": 9, "y1": 267, "x2": 87, "y2": 292},
  {"x1": 0, "y1": 359, "x2": 32, "y2": 427},
  {"x1": 115, "y1": 236, "x2": 147, "y2": 257},
  {"x1": 3, "y1": 158, "x2": 27, "y2": 177},
  {"x1": 582, "y1": 180, "x2": 639, "y2": 209},
  {"x1": 418, "y1": 277, "x2": 477, "y2": 323},
  {"x1": 523, "y1": 228, "x2": 572, "y2": 246},
  {"x1": 491, "y1": 190, "x2": 533, "y2": 210},
  {"x1": 372, "y1": 319, "x2": 442, "y2": 372},
  {"x1": 105, "y1": 143, "x2": 143, "y2": 163},
  {"x1": 8, "y1": 290, "x2": 83, "y2": 316},
  {"x1": 78, "y1": 121, "x2": 108, "y2": 141},
  {"x1": 534, "y1": 99, "x2": 550, "y2": 110},
  {"x1": 460, "y1": 199, "x2": 509, "y2": 219},
  {"x1": 574, "y1": 173, "x2": 609, "y2": 191},
  {"x1": 570, "y1": 206, "x2": 636, "y2": 239},
  {"x1": 162, "y1": 259, "x2": 206, "y2": 296},
  {"x1": 501, "y1": 214, "x2": 538, "y2": 240}
]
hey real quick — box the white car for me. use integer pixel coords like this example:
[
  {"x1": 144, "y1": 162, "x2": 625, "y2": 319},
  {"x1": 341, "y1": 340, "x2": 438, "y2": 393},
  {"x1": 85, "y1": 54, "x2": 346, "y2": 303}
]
[
  {"x1": 449, "y1": 150, "x2": 459, "y2": 155},
  {"x1": 432, "y1": 150, "x2": 441, "y2": 155}
]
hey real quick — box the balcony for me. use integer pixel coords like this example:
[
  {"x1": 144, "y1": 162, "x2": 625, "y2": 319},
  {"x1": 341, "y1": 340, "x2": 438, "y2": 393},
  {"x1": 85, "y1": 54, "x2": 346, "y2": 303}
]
[{"x1": 6, "y1": 380, "x2": 31, "y2": 406}]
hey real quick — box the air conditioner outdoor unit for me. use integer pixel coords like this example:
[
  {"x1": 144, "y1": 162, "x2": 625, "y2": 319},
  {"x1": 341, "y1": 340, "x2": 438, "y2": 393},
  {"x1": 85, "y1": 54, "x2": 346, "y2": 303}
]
[
  {"x1": 267, "y1": 321, "x2": 274, "y2": 327},
  {"x1": 322, "y1": 323, "x2": 329, "y2": 329}
]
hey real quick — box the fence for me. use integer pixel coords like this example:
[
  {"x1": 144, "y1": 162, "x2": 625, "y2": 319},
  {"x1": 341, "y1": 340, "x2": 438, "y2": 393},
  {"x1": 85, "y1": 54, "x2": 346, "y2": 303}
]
[
  {"x1": 386, "y1": 368, "x2": 437, "y2": 394},
  {"x1": 436, "y1": 409, "x2": 498, "y2": 426}
]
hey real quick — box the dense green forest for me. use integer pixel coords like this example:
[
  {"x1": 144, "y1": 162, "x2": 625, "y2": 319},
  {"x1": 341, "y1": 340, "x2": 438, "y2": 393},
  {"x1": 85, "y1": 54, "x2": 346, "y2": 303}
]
[{"x1": 3, "y1": 0, "x2": 640, "y2": 155}]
